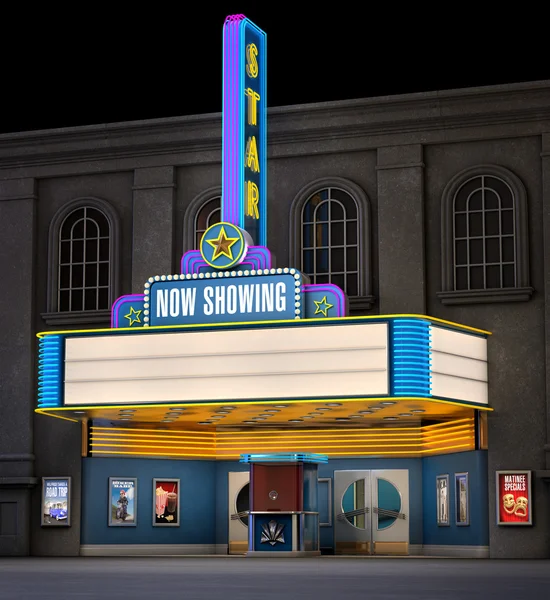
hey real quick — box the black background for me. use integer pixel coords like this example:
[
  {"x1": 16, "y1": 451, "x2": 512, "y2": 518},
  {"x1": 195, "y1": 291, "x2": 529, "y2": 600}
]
[{"x1": 1, "y1": 4, "x2": 548, "y2": 134}]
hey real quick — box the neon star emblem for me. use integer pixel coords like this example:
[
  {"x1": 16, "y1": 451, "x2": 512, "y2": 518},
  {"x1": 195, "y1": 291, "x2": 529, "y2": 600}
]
[
  {"x1": 124, "y1": 306, "x2": 142, "y2": 326},
  {"x1": 313, "y1": 296, "x2": 334, "y2": 317},
  {"x1": 206, "y1": 226, "x2": 239, "y2": 262}
]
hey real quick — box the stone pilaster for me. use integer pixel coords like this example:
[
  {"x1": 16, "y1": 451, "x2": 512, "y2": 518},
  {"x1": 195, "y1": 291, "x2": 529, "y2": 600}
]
[
  {"x1": 376, "y1": 145, "x2": 426, "y2": 314},
  {"x1": 541, "y1": 133, "x2": 550, "y2": 472},
  {"x1": 131, "y1": 167, "x2": 176, "y2": 293},
  {"x1": 0, "y1": 178, "x2": 38, "y2": 555}
]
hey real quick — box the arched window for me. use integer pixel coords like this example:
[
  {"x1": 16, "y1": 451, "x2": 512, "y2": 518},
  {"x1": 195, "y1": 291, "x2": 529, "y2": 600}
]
[
  {"x1": 194, "y1": 197, "x2": 221, "y2": 248},
  {"x1": 290, "y1": 177, "x2": 373, "y2": 310},
  {"x1": 44, "y1": 197, "x2": 120, "y2": 325},
  {"x1": 439, "y1": 165, "x2": 532, "y2": 304},
  {"x1": 183, "y1": 187, "x2": 222, "y2": 252}
]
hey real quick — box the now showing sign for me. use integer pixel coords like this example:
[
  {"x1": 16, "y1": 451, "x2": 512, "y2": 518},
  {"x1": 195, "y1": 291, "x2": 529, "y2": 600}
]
[{"x1": 148, "y1": 272, "x2": 301, "y2": 326}]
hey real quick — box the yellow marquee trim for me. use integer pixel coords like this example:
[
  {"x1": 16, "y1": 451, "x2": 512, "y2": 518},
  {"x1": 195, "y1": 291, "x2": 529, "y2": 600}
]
[
  {"x1": 36, "y1": 313, "x2": 492, "y2": 338},
  {"x1": 34, "y1": 396, "x2": 492, "y2": 416}
]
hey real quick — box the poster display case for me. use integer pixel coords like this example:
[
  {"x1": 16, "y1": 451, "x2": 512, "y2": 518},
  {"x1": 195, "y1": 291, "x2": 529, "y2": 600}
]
[
  {"x1": 153, "y1": 479, "x2": 180, "y2": 526},
  {"x1": 41, "y1": 477, "x2": 71, "y2": 527},
  {"x1": 436, "y1": 474, "x2": 450, "y2": 526},
  {"x1": 455, "y1": 473, "x2": 469, "y2": 526},
  {"x1": 108, "y1": 477, "x2": 137, "y2": 526},
  {"x1": 496, "y1": 470, "x2": 532, "y2": 526}
]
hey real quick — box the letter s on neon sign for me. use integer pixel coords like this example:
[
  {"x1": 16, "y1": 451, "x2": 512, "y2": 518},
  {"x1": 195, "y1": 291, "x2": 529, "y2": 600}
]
[{"x1": 246, "y1": 43, "x2": 259, "y2": 78}]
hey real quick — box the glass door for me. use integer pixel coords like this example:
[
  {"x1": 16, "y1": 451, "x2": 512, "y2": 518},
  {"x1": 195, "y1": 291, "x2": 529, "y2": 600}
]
[
  {"x1": 228, "y1": 472, "x2": 250, "y2": 554},
  {"x1": 334, "y1": 469, "x2": 409, "y2": 555},
  {"x1": 371, "y1": 470, "x2": 409, "y2": 555}
]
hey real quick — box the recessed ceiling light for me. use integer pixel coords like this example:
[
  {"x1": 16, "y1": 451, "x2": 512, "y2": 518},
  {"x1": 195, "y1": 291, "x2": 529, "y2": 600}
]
[
  {"x1": 274, "y1": 405, "x2": 288, "y2": 408},
  {"x1": 301, "y1": 416, "x2": 314, "y2": 419},
  {"x1": 119, "y1": 410, "x2": 135, "y2": 414},
  {"x1": 165, "y1": 413, "x2": 182, "y2": 417},
  {"x1": 220, "y1": 406, "x2": 236, "y2": 410},
  {"x1": 243, "y1": 421, "x2": 256, "y2": 424},
  {"x1": 288, "y1": 419, "x2": 303, "y2": 422},
  {"x1": 258, "y1": 414, "x2": 272, "y2": 417},
  {"x1": 210, "y1": 415, "x2": 225, "y2": 419},
  {"x1": 316, "y1": 408, "x2": 330, "y2": 411},
  {"x1": 326, "y1": 403, "x2": 342, "y2": 407},
  {"x1": 119, "y1": 418, "x2": 132, "y2": 421},
  {"x1": 399, "y1": 413, "x2": 413, "y2": 417},
  {"x1": 336, "y1": 418, "x2": 350, "y2": 421},
  {"x1": 198, "y1": 421, "x2": 212, "y2": 425},
  {"x1": 381, "y1": 401, "x2": 396, "y2": 405},
  {"x1": 265, "y1": 409, "x2": 280, "y2": 413},
  {"x1": 308, "y1": 412, "x2": 322, "y2": 416},
  {"x1": 74, "y1": 411, "x2": 86, "y2": 414},
  {"x1": 252, "y1": 417, "x2": 266, "y2": 421},
  {"x1": 162, "y1": 419, "x2": 175, "y2": 423},
  {"x1": 168, "y1": 408, "x2": 185, "y2": 412},
  {"x1": 349, "y1": 415, "x2": 363, "y2": 418},
  {"x1": 215, "y1": 410, "x2": 231, "y2": 414},
  {"x1": 358, "y1": 410, "x2": 373, "y2": 414},
  {"x1": 412, "y1": 409, "x2": 425, "y2": 413},
  {"x1": 370, "y1": 407, "x2": 382, "y2": 411},
  {"x1": 384, "y1": 416, "x2": 398, "y2": 420}
]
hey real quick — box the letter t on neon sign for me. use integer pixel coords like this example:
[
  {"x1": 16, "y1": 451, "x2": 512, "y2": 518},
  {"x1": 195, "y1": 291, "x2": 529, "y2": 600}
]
[{"x1": 222, "y1": 14, "x2": 267, "y2": 247}]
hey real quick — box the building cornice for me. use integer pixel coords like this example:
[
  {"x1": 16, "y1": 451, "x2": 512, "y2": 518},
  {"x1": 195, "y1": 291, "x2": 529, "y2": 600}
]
[{"x1": 0, "y1": 80, "x2": 549, "y2": 172}]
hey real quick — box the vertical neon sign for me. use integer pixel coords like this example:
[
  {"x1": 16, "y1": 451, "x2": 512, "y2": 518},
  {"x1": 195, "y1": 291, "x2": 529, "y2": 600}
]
[{"x1": 222, "y1": 14, "x2": 267, "y2": 247}]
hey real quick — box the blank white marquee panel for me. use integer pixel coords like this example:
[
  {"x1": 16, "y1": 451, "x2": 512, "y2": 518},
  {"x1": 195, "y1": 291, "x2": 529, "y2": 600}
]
[
  {"x1": 63, "y1": 323, "x2": 389, "y2": 405},
  {"x1": 430, "y1": 326, "x2": 488, "y2": 405}
]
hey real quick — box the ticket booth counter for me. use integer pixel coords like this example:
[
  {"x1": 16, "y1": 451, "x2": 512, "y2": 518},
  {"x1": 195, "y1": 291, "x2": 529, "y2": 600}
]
[{"x1": 243, "y1": 453, "x2": 326, "y2": 556}]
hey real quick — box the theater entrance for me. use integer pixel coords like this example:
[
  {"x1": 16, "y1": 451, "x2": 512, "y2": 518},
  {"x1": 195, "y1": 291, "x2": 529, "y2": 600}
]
[
  {"x1": 334, "y1": 470, "x2": 409, "y2": 555},
  {"x1": 228, "y1": 472, "x2": 250, "y2": 554}
]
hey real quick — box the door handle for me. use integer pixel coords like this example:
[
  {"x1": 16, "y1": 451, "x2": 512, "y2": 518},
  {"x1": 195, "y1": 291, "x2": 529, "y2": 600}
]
[
  {"x1": 374, "y1": 507, "x2": 406, "y2": 520},
  {"x1": 231, "y1": 510, "x2": 250, "y2": 521},
  {"x1": 336, "y1": 506, "x2": 370, "y2": 521}
]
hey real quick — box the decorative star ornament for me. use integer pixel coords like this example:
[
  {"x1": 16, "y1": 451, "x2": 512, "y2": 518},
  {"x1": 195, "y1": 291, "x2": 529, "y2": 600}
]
[
  {"x1": 206, "y1": 226, "x2": 239, "y2": 262},
  {"x1": 124, "y1": 306, "x2": 142, "y2": 326},
  {"x1": 313, "y1": 296, "x2": 334, "y2": 317}
]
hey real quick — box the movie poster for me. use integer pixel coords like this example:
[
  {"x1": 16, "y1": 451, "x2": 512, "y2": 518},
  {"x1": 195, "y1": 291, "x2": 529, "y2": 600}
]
[
  {"x1": 496, "y1": 471, "x2": 532, "y2": 525},
  {"x1": 153, "y1": 479, "x2": 180, "y2": 526},
  {"x1": 455, "y1": 473, "x2": 469, "y2": 526},
  {"x1": 436, "y1": 474, "x2": 450, "y2": 526},
  {"x1": 41, "y1": 477, "x2": 71, "y2": 527},
  {"x1": 108, "y1": 477, "x2": 137, "y2": 526}
]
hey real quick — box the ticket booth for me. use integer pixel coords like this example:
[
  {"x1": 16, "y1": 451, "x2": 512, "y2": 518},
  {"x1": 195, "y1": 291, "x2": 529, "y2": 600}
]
[{"x1": 243, "y1": 453, "x2": 326, "y2": 556}]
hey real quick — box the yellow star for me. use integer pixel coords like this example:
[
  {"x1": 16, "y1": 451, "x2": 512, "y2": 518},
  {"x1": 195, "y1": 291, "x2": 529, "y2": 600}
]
[
  {"x1": 313, "y1": 296, "x2": 334, "y2": 317},
  {"x1": 206, "y1": 226, "x2": 239, "y2": 262},
  {"x1": 124, "y1": 306, "x2": 142, "y2": 326}
]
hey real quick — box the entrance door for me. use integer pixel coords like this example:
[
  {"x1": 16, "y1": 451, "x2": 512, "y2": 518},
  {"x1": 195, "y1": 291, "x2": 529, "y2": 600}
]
[
  {"x1": 334, "y1": 470, "x2": 409, "y2": 555},
  {"x1": 228, "y1": 472, "x2": 250, "y2": 554}
]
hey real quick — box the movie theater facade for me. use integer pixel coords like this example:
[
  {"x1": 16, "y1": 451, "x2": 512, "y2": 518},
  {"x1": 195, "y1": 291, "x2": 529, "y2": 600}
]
[{"x1": 0, "y1": 40, "x2": 549, "y2": 557}]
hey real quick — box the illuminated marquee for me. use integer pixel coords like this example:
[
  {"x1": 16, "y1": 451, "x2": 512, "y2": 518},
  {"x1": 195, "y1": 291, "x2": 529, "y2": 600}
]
[
  {"x1": 222, "y1": 14, "x2": 267, "y2": 247},
  {"x1": 147, "y1": 271, "x2": 302, "y2": 326}
]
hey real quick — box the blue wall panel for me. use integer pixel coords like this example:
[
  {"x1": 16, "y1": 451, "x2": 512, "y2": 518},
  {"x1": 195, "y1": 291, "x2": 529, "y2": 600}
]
[
  {"x1": 422, "y1": 450, "x2": 488, "y2": 546},
  {"x1": 81, "y1": 452, "x2": 488, "y2": 549},
  {"x1": 81, "y1": 457, "x2": 216, "y2": 545}
]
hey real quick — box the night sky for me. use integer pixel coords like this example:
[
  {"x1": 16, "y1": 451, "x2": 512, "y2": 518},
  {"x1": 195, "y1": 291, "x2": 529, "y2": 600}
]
[{"x1": 1, "y1": 4, "x2": 548, "y2": 135}]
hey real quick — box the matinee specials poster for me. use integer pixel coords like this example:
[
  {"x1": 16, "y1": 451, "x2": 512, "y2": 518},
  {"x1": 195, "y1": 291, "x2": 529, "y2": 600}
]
[
  {"x1": 153, "y1": 479, "x2": 180, "y2": 526},
  {"x1": 496, "y1": 471, "x2": 532, "y2": 525},
  {"x1": 109, "y1": 477, "x2": 137, "y2": 526}
]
